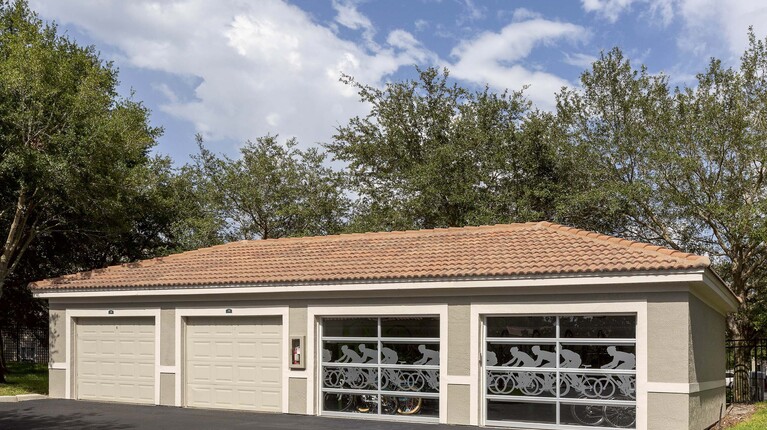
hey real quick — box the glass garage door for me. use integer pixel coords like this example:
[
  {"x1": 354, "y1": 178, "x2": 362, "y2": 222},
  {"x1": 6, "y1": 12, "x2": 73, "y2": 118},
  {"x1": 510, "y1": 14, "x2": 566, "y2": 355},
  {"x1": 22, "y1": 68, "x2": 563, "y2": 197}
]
[
  {"x1": 320, "y1": 317, "x2": 440, "y2": 421},
  {"x1": 485, "y1": 315, "x2": 637, "y2": 429}
]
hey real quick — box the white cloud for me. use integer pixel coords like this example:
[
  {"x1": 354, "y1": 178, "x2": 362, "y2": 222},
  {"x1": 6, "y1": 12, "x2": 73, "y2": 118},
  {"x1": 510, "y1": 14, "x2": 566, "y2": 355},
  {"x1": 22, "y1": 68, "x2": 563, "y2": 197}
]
[
  {"x1": 579, "y1": 0, "x2": 764, "y2": 71},
  {"x1": 31, "y1": 0, "x2": 586, "y2": 151},
  {"x1": 581, "y1": 0, "x2": 674, "y2": 25},
  {"x1": 31, "y1": 0, "x2": 435, "y2": 152},
  {"x1": 646, "y1": 0, "x2": 674, "y2": 25},
  {"x1": 449, "y1": 18, "x2": 589, "y2": 109},
  {"x1": 512, "y1": 8, "x2": 543, "y2": 22},
  {"x1": 332, "y1": 0, "x2": 376, "y2": 47},
  {"x1": 675, "y1": 0, "x2": 767, "y2": 60},
  {"x1": 460, "y1": 0, "x2": 486, "y2": 23},
  {"x1": 581, "y1": 0, "x2": 638, "y2": 23},
  {"x1": 152, "y1": 83, "x2": 178, "y2": 104},
  {"x1": 563, "y1": 52, "x2": 598, "y2": 69}
]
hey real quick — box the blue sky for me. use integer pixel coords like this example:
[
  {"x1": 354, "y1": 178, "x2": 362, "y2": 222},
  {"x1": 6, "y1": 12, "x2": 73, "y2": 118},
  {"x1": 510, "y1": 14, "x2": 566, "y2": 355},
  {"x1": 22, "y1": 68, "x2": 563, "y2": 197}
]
[{"x1": 29, "y1": 0, "x2": 767, "y2": 164}]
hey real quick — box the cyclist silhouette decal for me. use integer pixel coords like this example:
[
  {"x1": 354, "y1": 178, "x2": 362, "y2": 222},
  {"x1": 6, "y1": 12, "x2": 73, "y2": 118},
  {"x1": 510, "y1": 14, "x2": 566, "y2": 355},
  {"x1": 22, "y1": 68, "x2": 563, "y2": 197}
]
[
  {"x1": 414, "y1": 345, "x2": 439, "y2": 365},
  {"x1": 601, "y1": 346, "x2": 636, "y2": 398},
  {"x1": 324, "y1": 344, "x2": 440, "y2": 392},
  {"x1": 334, "y1": 344, "x2": 377, "y2": 363},
  {"x1": 486, "y1": 345, "x2": 636, "y2": 400}
]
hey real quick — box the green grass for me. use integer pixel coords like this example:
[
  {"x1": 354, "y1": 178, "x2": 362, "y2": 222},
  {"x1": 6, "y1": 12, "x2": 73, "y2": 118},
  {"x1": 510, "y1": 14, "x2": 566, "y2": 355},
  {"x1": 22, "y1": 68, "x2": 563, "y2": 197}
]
[
  {"x1": 0, "y1": 362, "x2": 48, "y2": 396},
  {"x1": 731, "y1": 403, "x2": 767, "y2": 429}
]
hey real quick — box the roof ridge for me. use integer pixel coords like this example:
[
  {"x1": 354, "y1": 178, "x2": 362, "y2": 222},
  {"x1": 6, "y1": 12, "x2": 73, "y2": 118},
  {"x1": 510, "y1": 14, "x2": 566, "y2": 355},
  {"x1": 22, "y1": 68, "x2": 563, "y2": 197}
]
[
  {"x1": 249, "y1": 223, "x2": 537, "y2": 243},
  {"x1": 536, "y1": 222, "x2": 710, "y2": 267}
]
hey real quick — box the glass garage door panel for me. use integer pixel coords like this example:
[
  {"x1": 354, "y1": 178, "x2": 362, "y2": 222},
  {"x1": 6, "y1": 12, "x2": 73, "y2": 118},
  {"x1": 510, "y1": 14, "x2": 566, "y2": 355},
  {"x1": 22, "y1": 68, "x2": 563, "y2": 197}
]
[
  {"x1": 320, "y1": 317, "x2": 440, "y2": 421},
  {"x1": 485, "y1": 315, "x2": 637, "y2": 429}
]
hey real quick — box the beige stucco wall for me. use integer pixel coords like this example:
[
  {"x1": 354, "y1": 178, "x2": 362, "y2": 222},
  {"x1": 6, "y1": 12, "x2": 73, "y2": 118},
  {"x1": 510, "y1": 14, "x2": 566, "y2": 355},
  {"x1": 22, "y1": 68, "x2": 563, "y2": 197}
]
[
  {"x1": 648, "y1": 292, "x2": 690, "y2": 384},
  {"x1": 688, "y1": 295, "x2": 727, "y2": 429},
  {"x1": 447, "y1": 302, "x2": 470, "y2": 377},
  {"x1": 447, "y1": 383, "x2": 471, "y2": 424},
  {"x1": 48, "y1": 309, "x2": 66, "y2": 365},
  {"x1": 645, "y1": 292, "x2": 727, "y2": 430},
  {"x1": 160, "y1": 373, "x2": 175, "y2": 406},
  {"x1": 288, "y1": 377, "x2": 307, "y2": 414},
  {"x1": 160, "y1": 308, "x2": 175, "y2": 366},
  {"x1": 288, "y1": 305, "x2": 308, "y2": 414},
  {"x1": 49, "y1": 368, "x2": 66, "y2": 398},
  {"x1": 45, "y1": 284, "x2": 730, "y2": 429},
  {"x1": 289, "y1": 306, "x2": 307, "y2": 337},
  {"x1": 689, "y1": 387, "x2": 726, "y2": 430},
  {"x1": 648, "y1": 392, "x2": 689, "y2": 429},
  {"x1": 689, "y1": 294, "x2": 726, "y2": 384},
  {"x1": 646, "y1": 292, "x2": 691, "y2": 427}
]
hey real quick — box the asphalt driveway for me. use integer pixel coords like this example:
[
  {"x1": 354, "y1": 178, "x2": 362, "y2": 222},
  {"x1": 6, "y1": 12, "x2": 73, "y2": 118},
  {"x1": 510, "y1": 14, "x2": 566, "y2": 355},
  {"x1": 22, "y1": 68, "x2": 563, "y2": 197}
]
[{"x1": 0, "y1": 399, "x2": 474, "y2": 430}]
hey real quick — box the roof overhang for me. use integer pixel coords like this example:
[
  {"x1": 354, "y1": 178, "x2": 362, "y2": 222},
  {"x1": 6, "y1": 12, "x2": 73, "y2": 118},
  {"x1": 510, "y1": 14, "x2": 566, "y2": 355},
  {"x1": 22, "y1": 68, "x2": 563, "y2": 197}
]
[{"x1": 33, "y1": 268, "x2": 740, "y2": 312}]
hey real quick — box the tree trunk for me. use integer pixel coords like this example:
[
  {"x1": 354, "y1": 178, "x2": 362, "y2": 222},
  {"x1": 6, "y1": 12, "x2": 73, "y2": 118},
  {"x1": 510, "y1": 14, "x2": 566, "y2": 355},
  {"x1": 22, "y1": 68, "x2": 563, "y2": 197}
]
[
  {"x1": 0, "y1": 189, "x2": 32, "y2": 303},
  {"x1": 0, "y1": 327, "x2": 6, "y2": 383},
  {"x1": 0, "y1": 190, "x2": 33, "y2": 385}
]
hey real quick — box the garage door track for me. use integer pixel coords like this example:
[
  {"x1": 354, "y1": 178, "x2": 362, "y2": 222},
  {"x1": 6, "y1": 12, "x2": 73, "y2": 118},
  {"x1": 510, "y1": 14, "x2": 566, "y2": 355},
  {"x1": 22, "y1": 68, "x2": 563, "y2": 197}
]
[{"x1": 0, "y1": 399, "x2": 474, "y2": 430}]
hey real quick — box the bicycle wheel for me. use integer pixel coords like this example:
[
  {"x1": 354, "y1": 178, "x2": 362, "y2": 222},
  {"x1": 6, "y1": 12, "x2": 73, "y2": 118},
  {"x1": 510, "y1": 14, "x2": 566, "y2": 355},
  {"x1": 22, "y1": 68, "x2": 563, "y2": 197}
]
[
  {"x1": 570, "y1": 403, "x2": 605, "y2": 426},
  {"x1": 356, "y1": 395, "x2": 374, "y2": 413},
  {"x1": 397, "y1": 396, "x2": 423, "y2": 415},
  {"x1": 381, "y1": 396, "x2": 399, "y2": 415},
  {"x1": 604, "y1": 405, "x2": 636, "y2": 428},
  {"x1": 520, "y1": 374, "x2": 544, "y2": 396},
  {"x1": 324, "y1": 393, "x2": 354, "y2": 412},
  {"x1": 487, "y1": 372, "x2": 515, "y2": 395},
  {"x1": 592, "y1": 377, "x2": 617, "y2": 399}
]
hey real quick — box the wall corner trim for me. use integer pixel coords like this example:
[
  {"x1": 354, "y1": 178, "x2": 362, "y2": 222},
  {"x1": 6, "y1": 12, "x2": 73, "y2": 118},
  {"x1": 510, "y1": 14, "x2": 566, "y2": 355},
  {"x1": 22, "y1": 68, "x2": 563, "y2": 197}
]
[{"x1": 646, "y1": 380, "x2": 725, "y2": 394}]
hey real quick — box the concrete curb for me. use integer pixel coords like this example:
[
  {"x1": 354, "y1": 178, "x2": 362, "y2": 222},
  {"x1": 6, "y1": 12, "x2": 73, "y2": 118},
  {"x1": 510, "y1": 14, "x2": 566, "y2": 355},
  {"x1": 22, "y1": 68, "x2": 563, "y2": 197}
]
[{"x1": 0, "y1": 394, "x2": 47, "y2": 402}]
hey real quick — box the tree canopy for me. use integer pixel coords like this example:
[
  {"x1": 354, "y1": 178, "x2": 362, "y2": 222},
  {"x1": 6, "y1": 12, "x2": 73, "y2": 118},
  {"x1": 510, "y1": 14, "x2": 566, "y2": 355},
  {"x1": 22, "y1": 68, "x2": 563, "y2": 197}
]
[
  {"x1": 327, "y1": 67, "x2": 583, "y2": 232},
  {"x1": 190, "y1": 135, "x2": 349, "y2": 240},
  {"x1": 555, "y1": 33, "x2": 767, "y2": 339}
]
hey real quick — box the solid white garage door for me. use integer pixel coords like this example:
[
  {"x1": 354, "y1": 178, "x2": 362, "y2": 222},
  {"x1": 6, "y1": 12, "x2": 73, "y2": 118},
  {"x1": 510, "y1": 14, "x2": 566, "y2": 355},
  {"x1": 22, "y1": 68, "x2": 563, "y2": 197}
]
[
  {"x1": 185, "y1": 316, "x2": 282, "y2": 412},
  {"x1": 76, "y1": 317, "x2": 155, "y2": 404}
]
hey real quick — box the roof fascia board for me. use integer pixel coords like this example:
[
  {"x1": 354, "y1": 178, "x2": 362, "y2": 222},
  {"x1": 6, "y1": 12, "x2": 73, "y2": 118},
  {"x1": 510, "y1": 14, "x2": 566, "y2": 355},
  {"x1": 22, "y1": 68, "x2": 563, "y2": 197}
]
[
  {"x1": 34, "y1": 270, "x2": 707, "y2": 299},
  {"x1": 46, "y1": 283, "x2": 694, "y2": 306},
  {"x1": 698, "y1": 268, "x2": 740, "y2": 312}
]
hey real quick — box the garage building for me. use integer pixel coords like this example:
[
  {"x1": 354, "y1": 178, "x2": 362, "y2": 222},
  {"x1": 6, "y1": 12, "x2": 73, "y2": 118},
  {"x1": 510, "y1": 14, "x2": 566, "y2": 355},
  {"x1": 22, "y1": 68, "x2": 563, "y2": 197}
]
[{"x1": 31, "y1": 222, "x2": 738, "y2": 430}]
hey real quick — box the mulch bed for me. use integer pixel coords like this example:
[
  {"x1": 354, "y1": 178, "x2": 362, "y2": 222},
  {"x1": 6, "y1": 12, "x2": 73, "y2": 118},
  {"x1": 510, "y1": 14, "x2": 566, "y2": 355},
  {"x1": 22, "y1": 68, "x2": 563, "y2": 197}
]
[{"x1": 718, "y1": 403, "x2": 757, "y2": 429}]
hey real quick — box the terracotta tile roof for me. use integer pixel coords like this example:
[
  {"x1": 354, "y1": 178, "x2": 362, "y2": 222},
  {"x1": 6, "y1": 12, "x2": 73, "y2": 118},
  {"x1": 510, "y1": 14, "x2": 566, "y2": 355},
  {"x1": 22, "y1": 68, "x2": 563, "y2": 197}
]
[{"x1": 29, "y1": 222, "x2": 710, "y2": 291}]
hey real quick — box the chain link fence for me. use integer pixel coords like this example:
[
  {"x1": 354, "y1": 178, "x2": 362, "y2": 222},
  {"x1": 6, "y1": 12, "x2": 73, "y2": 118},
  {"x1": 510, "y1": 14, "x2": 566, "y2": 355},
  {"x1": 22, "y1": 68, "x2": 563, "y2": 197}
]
[{"x1": 0, "y1": 325, "x2": 49, "y2": 364}]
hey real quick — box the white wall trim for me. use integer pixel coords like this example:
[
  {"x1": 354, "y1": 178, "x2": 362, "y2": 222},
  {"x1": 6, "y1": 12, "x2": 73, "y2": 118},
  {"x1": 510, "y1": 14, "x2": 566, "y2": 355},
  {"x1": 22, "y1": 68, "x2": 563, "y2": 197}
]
[
  {"x1": 470, "y1": 300, "x2": 648, "y2": 430},
  {"x1": 49, "y1": 362, "x2": 67, "y2": 370},
  {"x1": 64, "y1": 308, "x2": 161, "y2": 405},
  {"x1": 173, "y1": 306, "x2": 290, "y2": 413},
  {"x1": 444, "y1": 375, "x2": 472, "y2": 385},
  {"x1": 35, "y1": 270, "x2": 707, "y2": 299},
  {"x1": 159, "y1": 366, "x2": 178, "y2": 374},
  {"x1": 647, "y1": 380, "x2": 725, "y2": 394},
  {"x1": 306, "y1": 304, "x2": 449, "y2": 423}
]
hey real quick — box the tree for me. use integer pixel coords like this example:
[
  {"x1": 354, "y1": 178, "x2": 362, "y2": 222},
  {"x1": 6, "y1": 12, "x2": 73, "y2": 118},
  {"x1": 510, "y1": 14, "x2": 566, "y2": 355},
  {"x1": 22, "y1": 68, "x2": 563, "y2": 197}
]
[
  {"x1": 328, "y1": 67, "x2": 581, "y2": 232},
  {"x1": 0, "y1": 1, "x2": 185, "y2": 381},
  {"x1": 191, "y1": 135, "x2": 349, "y2": 240},
  {"x1": 555, "y1": 33, "x2": 767, "y2": 341},
  {"x1": 0, "y1": 0, "x2": 164, "y2": 303}
]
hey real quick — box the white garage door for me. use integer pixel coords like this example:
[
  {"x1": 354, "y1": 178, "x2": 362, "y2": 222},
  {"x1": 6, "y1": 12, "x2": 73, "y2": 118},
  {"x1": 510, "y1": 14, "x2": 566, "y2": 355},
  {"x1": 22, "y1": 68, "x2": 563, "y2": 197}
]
[
  {"x1": 185, "y1": 316, "x2": 282, "y2": 412},
  {"x1": 76, "y1": 317, "x2": 156, "y2": 404}
]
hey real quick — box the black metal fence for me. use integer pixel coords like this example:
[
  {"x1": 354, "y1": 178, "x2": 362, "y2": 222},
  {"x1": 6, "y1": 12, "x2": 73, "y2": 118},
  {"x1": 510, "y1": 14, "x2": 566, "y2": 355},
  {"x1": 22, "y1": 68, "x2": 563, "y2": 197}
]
[
  {"x1": 0, "y1": 326, "x2": 49, "y2": 364},
  {"x1": 726, "y1": 338, "x2": 767, "y2": 403}
]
